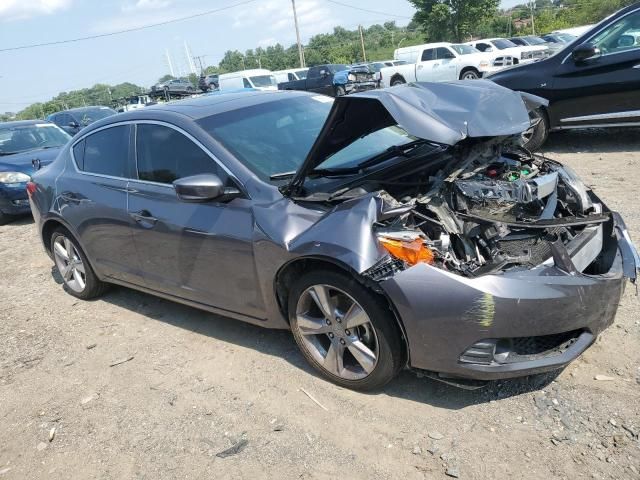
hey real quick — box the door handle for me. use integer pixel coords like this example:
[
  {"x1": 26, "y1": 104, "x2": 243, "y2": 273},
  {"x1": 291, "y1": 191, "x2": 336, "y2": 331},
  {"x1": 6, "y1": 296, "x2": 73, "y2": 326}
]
[{"x1": 130, "y1": 210, "x2": 157, "y2": 225}]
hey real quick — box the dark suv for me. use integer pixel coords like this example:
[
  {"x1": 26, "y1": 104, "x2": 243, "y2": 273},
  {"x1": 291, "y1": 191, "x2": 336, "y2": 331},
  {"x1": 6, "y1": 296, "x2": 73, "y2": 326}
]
[
  {"x1": 199, "y1": 74, "x2": 219, "y2": 92},
  {"x1": 490, "y1": 2, "x2": 640, "y2": 150}
]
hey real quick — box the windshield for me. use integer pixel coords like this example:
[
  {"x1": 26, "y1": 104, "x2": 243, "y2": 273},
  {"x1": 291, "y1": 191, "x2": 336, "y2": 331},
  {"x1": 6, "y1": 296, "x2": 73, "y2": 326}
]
[
  {"x1": 523, "y1": 36, "x2": 547, "y2": 45},
  {"x1": 493, "y1": 39, "x2": 518, "y2": 49},
  {"x1": 77, "y1": 107, "x2": 116, "y2": 124},
  {"x1": 250, "y1": 75, "x2": 277, "y2": 87},
  {"x1": 451, "y1": 44, "x2": 480, "y2": 55},
  {"x1": 328, "y1": 64, "x2": 348, "y2": 73},
  {"x1": 0, "y1": 124, "x2": 70, "y2": 155},
  {"x1": 295, "y1": 70, "x2": 308, "y2": 79},
  {"x1": 197, "y1": 96, "x2": 416, "y2": 183},
  {"x1": 198, "y1": 96, "x2": 333, "y2": 181},
  {"x1": 318, "y1": 126, "x2": 415, "y2": 170}
]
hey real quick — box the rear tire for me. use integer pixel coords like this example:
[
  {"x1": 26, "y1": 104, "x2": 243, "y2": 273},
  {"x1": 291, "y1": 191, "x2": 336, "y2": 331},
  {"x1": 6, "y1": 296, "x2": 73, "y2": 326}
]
[
  {"x1": 460, "y1": 68, "x2": 480, "y2": 80},
  {"x1": 51, "y1": 227, "x2": 108, "y2": 300},
  {"x1": 522, "y1": 108, "x2": 550, "y2": 151},
  {"x1": 289, "y1": 270, "x2": 403, "y2": 391}
]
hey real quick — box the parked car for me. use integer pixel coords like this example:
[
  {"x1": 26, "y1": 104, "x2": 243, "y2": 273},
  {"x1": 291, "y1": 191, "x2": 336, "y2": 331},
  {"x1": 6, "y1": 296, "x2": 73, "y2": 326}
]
[
  {"x1": 541, "y1": 32, "x2": 577, "y2": 45},
  {"x1": 0, "y1": 120, "x2": 70, "y2": 224},
  {"x1": 151, "y1": 78, "x2": 196, "y2": 95},
  {"x1": 274, "y1": 68, "x2": 309, "y2": 85},
  {"x1": 218, "y1": 69, "x2": 278, "y2": 91},
  {"x1": 509, "y1": 35, "x2": 564, "y2": 55},
  {"x1": 198, "y1": 74, "x2": 219, "y2": 92},
  {"x1": 47, "y1": 106, "x2": 117, "y2": 136},
  {"x1": 380, "y1": 43, "x2": 494, "y2": 87},
  {"x1": 489, "y1": 2, "x2": 640, "y2": 150},
  {"x1": 28, "y1": 85, "x2": 638, "y2": 390},
  {"x1": 277, "y1": 64, "x2": 376, "y2": 96},
  {"x1": 118, "y1": 95, "x2": 154, "y2": 113},
  {"x1": 466, "y1": 37, "x2": 548, "y2": 63}
]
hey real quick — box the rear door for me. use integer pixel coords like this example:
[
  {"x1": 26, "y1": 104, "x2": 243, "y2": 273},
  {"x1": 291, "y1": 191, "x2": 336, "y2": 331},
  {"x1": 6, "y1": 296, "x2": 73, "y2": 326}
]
[
  {"x1": 415, "y1": 48, "x2": 437, "y2": 81},
  {"x1": 57, "y1": 124, "x2": 142, "y2": 283},
  {"x1": 550, "y1": 7, "x2": 640, "y2": 127},
  {"x1": 127, "y1": 122, "x2": 263, "y2": 318},
  {"x1": 305, "y1": 66, "x2": 333, "y2": 95}
]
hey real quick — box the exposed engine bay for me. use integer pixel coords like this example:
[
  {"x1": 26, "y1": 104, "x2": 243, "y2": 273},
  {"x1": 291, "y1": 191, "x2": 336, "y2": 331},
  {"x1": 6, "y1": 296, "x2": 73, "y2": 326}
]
[{"x1": 368, "y1": 140, "x2": 609, "y2": 278}]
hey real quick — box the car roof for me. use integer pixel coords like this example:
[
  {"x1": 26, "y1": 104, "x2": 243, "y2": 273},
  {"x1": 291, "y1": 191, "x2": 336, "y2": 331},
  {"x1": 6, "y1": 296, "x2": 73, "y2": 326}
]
[
  {"x1": 0, "y1": 119, "x2": 51, "y2": 128},
  {"x1": 56, "y1": 106, "x2": 114, "y2": 114},
  {"x1": 95, "y1": 90, "x2": 315, "y2": 125}
]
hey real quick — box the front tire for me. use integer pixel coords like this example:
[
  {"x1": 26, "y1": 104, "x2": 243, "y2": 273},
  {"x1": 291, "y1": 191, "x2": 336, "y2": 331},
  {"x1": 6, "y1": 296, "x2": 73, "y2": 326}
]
[
  {"x1": 51, "y1": 228, "x2": 108, "y2": 300},
  {"x1": 289, "y1": 270, "x2": 403, "y2": 391},
  {"x1": 522, "y1": 108, "x2": 549, "y2": 151},
  {"x1": 391, "y1": 76, "x2": 406, "y2": 87},
  {"x1": 335, "y1": 85, "x2": 346, "y2": 96}
]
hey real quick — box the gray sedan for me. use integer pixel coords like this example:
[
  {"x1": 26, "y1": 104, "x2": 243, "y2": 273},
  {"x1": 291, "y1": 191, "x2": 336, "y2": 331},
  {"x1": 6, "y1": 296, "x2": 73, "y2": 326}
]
[{"x1": 28, "y1": 84, "x2": 639, "y2": 390}]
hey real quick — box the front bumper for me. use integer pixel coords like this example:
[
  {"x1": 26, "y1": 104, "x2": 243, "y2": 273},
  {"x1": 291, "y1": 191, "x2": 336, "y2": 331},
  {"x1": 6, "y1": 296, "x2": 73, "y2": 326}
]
[
  {"x1": 344, "y1": 81, "x2": 378, "y2": 94},
  {"x1": 0, "y1": 183, "x2": 31, "y2": 215},
  {"x1": 381, "y1": 215, "x2": 637, "y2": 381}
]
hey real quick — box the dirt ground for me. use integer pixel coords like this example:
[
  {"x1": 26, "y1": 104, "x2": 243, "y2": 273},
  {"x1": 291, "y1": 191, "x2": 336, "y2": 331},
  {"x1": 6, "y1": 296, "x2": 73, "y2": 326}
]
[{"x1": 1, "y1": 129, "x2": 639, "y2": 480}]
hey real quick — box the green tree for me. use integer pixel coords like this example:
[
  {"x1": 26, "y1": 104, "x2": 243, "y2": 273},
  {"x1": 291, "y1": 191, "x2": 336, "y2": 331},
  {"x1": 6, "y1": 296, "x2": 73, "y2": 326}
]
[{"x1": 409, "y1": 0, "x2": 501, "y2": 42}]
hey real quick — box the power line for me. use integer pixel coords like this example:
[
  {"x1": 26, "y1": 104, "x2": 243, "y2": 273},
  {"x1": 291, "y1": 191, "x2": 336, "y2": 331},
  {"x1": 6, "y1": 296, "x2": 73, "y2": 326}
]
[
  {"x1": 0, "y1": 0, "x2": 259, "y2": 53},
  {"x1": 324, "y1": 0, "x2": 413, "y2": 20}
]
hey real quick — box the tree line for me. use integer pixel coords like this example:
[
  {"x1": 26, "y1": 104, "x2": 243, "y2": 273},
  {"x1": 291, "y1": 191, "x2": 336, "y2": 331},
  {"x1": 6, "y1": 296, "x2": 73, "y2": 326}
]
[{"x1": 5, "y1": 0, "x2": 634, "y2": 121}]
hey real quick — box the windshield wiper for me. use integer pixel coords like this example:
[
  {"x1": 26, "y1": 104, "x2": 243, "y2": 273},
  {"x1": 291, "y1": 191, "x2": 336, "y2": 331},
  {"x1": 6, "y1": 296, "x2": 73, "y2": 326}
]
[
  {"x1": 270, "y1": 170, "x2": 297, "y2": 180},
  {"x1": 309, "y1": 139, "x2": 431, "y2": 176}
]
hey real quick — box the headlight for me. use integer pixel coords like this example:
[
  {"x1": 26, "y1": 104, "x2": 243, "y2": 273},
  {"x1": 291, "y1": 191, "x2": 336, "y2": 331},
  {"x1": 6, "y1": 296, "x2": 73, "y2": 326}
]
[
  {"x1": 378, "y1": 234, "x2": 434, "y2": 266},
  {"x1": 0, "y1": 172, "x2": 30, "y2": 184},
  {"x1": 348, "y1": 73, "x2": 356, "y2": 82}
]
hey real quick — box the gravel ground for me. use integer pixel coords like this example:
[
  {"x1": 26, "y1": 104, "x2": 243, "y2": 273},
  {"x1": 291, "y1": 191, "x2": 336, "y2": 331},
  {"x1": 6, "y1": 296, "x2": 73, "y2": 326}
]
[{"x1": 1, "y1": 129, "x2": 639, "y2": 480}]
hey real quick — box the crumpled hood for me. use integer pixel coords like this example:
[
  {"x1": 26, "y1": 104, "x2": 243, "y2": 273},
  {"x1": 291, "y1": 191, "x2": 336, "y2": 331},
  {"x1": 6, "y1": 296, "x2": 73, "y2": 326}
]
[
  {"x1": 287, "y1": 80, "x2": 548, "y2": 191},
  {"x1": 0, "y1": 147, "x2": 61, "y2": 175}
]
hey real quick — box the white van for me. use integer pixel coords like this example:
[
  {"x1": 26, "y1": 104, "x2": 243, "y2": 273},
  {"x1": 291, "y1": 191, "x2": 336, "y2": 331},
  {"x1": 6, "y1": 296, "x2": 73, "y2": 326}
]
[
  {"x1": 218, "y1": 69, "x2": 278, "y2": 91},
  {"x1": 273, "y1": 68, "x2": 309, "y2": 85}
]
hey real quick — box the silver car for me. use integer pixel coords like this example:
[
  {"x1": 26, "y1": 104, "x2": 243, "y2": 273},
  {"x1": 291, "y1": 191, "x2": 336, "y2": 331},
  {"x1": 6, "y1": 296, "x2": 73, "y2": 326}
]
[{"x1": 28, "y1": 84, "x2": 639, "y2": 390}]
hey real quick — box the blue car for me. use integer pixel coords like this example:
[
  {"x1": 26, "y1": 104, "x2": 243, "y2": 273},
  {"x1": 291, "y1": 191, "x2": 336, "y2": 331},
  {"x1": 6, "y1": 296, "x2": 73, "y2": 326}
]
[{"x1": 0, "y1": 120, "x2": 71, "y2": 224}]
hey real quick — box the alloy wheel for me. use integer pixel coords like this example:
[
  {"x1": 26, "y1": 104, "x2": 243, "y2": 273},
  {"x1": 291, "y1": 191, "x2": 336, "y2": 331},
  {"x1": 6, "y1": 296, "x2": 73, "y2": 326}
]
[
  {"x1": 462, "y1": 71, "x2": 479, "y2": 80},
  {"x1": 295, "y1": 284, "x2": 379, "y2": 380},
  {"x1": 53, "y1": 235, "x2": 86, "y2": 293}
]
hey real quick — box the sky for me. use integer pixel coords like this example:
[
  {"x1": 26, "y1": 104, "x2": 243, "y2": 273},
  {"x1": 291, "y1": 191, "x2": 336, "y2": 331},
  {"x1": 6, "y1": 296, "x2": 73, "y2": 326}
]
[{"x1": 0, "y1": 0, "x2": 521, "y2": 113}]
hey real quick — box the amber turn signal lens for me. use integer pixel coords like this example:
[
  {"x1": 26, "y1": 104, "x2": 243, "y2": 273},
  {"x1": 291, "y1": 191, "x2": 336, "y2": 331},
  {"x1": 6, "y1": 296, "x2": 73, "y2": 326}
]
[{"x1": 378, "y1": 237, "x2": 434, "y2": 266}]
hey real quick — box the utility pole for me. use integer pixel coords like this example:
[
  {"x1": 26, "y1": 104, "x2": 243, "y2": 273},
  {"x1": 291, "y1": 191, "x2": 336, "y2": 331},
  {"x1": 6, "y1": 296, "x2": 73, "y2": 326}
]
[
  {"x1": 359, "y1": 25, "x2": 367, "y2": 62},
  {"x1": 529, "y1": 1, "x2": 536, "y2": 35},
  {"x1": 291, "y1": 0, "x2": 305, "y2": 68},
  {"x1": 193, "y1": 55, "x2": 206, "y2": 73},
  {"x1": 184, "y1": 41, "x2": 197, "y2": 74}
]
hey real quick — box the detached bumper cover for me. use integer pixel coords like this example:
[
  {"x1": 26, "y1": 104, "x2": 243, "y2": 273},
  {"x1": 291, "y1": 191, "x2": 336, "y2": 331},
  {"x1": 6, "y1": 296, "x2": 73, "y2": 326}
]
[{"x1": 381, "y1": 216, "x2": 637, "y2": 380}]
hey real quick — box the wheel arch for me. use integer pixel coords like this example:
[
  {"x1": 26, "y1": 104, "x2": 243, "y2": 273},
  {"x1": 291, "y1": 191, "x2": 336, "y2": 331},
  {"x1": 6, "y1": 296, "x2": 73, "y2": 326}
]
[
  {"x1": 274, "y1": 255, "x2": 410, "y2": 367},
  {"x1": 390, "y1": 73, "x2": 406, "y2": 86},
  {"x1": 459, "y1": 66, "x2": 480, "y2": 79}
]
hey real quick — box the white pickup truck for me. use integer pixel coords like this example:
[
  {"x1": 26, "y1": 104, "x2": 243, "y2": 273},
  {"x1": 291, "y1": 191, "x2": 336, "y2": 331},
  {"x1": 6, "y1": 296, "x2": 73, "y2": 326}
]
[
  {"x1": 465, "y1": 38, "x2": 549, "y2": 64},
  {"x1": 379, "y1": 42, "x2": 506, "y2": 88}
]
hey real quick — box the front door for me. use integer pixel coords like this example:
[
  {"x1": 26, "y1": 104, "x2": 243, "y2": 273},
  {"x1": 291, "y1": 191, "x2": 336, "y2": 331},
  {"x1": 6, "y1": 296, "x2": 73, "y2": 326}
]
[
  {"x1": 127, "y1": 122, "x2": 264, "y2": 319},
  {"x1": 551, "y1": 7, "x2": 640, "y2": 128}
]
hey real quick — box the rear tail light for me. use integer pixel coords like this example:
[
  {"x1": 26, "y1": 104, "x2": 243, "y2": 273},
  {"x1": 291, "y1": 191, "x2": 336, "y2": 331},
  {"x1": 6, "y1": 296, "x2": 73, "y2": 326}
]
[{"x1": 26, "y1": 181, "x2": 37, "y2": 197}]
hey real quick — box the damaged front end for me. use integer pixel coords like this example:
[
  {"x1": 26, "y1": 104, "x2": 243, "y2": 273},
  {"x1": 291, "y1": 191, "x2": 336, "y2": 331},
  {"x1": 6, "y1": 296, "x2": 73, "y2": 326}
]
[
  {"x1": 282, "y1": 81, "x2": 639, "y2": 380},
  {"x1": 372, "y1": 141, "x2": 620, "y2": 280}
]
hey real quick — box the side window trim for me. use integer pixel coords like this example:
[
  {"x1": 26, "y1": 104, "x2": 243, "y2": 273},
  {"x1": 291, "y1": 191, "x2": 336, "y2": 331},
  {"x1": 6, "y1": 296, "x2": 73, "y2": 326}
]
[{"x1": 130, "y1": 120, "x2": 246, "y2": 192}]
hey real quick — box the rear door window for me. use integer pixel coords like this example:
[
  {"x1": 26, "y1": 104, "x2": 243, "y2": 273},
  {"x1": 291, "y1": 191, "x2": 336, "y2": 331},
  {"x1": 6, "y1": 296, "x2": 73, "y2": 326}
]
[
  {"x1": 81, "y1": 125, "x2": 131, "y2": 178},
  {"x1": 421, "y1": 49, "x2": 435, "y2": 61},
  {"x1": 135, "y1": 123, "x2": 227, "y2": 184}
]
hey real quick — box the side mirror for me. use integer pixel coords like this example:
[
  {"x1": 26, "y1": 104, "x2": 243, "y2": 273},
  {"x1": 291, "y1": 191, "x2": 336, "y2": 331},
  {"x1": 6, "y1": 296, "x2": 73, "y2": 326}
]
[
  {"x1": 69, "y1": 121, "x2": 79, "y2": 129},
  {"x1": 442, "y1": 52, "x2": 456, "y2": 59},
  {"x1": 173, "y1": 173, "x2": 240, "y2": 203},
  {"x1": 320, "y1": 70, "x2": 329, "y2": 77},
  {"x1": 572, "y1": 42, "x2": 600, "y2": 62}
]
